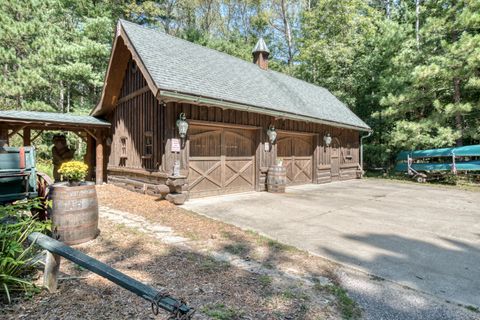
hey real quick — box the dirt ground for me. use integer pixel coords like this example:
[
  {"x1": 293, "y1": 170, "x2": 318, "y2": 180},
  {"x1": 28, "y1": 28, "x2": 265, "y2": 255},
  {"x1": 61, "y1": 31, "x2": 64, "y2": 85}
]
[{"x1": 4, "y1": 185, "x2": 357, "y2": 320}]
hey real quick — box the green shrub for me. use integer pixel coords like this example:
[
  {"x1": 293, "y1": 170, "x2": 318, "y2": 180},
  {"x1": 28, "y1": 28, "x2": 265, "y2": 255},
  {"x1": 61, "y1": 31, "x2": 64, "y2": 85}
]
[
  {"x1": 441, "y1": 173, "x2": 458, "y2": 185},
  {"x1": 363, "y1": 144, "x2": 393, "y2": 169},
  {"x1": 0, "y1": 199, "x2": 50, "y2": 303}
]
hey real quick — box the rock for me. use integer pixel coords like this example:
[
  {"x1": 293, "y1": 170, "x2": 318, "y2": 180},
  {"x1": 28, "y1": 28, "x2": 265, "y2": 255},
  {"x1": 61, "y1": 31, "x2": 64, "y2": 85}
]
[
  {"x1": 166, "y1": 178, "x2": 186, "y2": 187},
  {"x1": 167, "y1": 184, "x2": 187, "y2": 193},
  {"x1": 168, "y1": 184, "x2": 184, "y2": 193},
  {"x1": 165, "y1": 192, "x2": 188, "y2": 205},
  {"x1": 156, "y1": 184, "x2": 170, "y2": 197}
]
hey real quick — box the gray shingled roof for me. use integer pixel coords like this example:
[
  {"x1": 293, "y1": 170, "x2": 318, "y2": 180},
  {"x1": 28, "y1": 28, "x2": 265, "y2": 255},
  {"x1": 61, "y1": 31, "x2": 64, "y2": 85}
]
[
  {"x1": 0, "y1": 110, "x2": 110, "y2": 127},
  {"x1": 120, "y1": 20, "x2": 370, "y2": 130}
]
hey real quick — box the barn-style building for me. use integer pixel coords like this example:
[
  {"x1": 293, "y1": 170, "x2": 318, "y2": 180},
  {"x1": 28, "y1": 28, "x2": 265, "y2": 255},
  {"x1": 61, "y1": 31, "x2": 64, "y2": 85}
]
[{"x1": 92, "y1": 20, "x2": 370, "y2": 201}]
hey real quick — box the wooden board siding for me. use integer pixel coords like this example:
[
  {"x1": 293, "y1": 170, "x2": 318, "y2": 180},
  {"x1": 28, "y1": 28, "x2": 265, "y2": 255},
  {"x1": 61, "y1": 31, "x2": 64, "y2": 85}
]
[{"x1": 108, "y1": 59, "x2": 164, "y2": 177}]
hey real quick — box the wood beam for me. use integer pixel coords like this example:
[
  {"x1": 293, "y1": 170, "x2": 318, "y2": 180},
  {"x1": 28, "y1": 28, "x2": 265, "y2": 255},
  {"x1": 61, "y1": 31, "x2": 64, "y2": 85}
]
[
  {"x1": 84, "y1": 128, "x2": 97, "y2": 140},
  {"x1": 8, "y1": 126, "x2": 25, "y2": 138},
  {"x1": 0, "y1": 128, "x2": 8, "y2": 145},
  {"x1": 116, "y1": 86, "x2": 149, "y2": 105},
  {"x1": 95, "y1": 130, "x2": 104, "y2": 185},
  {"x1": 85, "y1": 134, "x2": 94, "y2": 181},
  {"x1": 31, "y1": 130, "x2": 44, "y2": 143},
  {"x1": 43, "y1": 251, "x2": 61, "y2": 293},
  {"x1": 23, "y1": 128, "x2": 31, "y2": 146},
  {"x1": 189, "y1": 120, "x2": 260, "y2": 130},
  {"x1": 71, "y1": 131, "x2": 87, "y2": 143}
]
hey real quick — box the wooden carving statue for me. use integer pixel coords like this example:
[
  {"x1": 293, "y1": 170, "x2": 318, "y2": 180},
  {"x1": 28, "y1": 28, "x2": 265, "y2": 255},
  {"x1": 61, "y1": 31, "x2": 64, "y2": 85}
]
[{"x1": 52, "y1": 135, "x2": 75, "y2": 182}]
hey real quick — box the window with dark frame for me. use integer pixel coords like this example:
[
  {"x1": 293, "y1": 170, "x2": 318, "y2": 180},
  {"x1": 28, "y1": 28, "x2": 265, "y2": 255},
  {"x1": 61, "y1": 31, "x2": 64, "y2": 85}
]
[
  {"x1": 346, "y1": 143, "x2": 353, "y2": 160},
  {"x1": 143, "y1": 131, "x2": 153, "y2": 158},
  {"x1": 120, "y1": 136, "x2": 127, "y2": 158}
]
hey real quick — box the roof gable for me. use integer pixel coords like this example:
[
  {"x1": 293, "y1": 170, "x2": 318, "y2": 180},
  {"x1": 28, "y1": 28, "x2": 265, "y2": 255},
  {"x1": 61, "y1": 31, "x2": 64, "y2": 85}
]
[{"x1": 95, "y1": 19, "x2": 370, "y2": 131}]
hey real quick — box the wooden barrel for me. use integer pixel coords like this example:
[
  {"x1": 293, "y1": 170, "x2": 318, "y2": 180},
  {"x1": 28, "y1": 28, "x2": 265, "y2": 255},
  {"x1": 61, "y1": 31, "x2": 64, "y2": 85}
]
[
  {"x1": 50, "y1": 181, "x2": 99, "y2": 245},
  {"x1": 267, "y1": 165, "x2": 287, "y2": 193}
]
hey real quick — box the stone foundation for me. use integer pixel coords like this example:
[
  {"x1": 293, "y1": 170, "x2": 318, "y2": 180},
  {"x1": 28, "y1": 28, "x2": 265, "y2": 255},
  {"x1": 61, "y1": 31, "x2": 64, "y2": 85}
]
[{"x1": 107, "y1": 172, "x2": 189, "y2": 205}]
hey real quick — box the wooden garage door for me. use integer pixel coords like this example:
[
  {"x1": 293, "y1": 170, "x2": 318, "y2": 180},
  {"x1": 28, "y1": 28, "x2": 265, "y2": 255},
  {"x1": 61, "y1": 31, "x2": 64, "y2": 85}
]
[
  {"x1": 277, "y1": 133, "x2": 313, "y2": 185},
  {"x1": 188, "y1": 126, "x2": 256, "y2": 198}
]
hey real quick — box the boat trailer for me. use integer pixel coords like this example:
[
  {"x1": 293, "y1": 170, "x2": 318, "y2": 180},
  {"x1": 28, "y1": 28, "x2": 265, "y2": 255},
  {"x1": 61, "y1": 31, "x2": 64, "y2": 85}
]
[{"x1": 28, "y1": 232, "x2": 195, "y2": 319}]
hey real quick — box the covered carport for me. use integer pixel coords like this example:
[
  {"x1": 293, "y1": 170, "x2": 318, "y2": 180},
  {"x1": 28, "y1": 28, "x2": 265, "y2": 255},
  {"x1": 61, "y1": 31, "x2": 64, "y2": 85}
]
[{"x1": 0, "y1": 110, "x2": 110, "y2": 184}]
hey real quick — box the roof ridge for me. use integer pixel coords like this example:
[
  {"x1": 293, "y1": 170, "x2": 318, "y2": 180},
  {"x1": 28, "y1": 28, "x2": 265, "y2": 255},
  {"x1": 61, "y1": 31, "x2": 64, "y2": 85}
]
[
  {"x1": 119, "y1": 19, "x2": 337, "y2": 94},
  {"x1": 120, "y1": 19, "x2": 264, "y2": 72},
  {"x1": 117, "y1": 19, "x2": 370, "y2": 130}
]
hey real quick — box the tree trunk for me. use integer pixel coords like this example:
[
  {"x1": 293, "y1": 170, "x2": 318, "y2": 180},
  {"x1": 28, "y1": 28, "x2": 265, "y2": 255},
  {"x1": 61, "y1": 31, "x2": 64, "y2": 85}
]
[
  {"x1": 59, "y1": 80, "x2": 65, "y2": 113},
  {"x1": 67, "y1": 86, "x2": 70, "y2": 113},
  {"x1": 454, "y1": 77, "x2": 463, "y2": 147},
  {"x1": 17, "y1": 94, "x2": 22, "y2": 109},
  {"x1": 416, "y1": 0, "x2": 421, "y2": 49},
  {"x1": 280, "y1": 0, "x2": 294, "y2": 66},
  {"x1": 201, "y1": 0, "x2": 214, "y2": 33},
  {"x1": 306, "y1": 0, "x2": 312, "y2": 11}
]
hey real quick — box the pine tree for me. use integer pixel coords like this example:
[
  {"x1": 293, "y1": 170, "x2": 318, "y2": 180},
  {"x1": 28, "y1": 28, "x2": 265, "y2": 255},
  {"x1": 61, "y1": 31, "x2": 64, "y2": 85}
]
[
  {"x1": 379, "y1": 0, "x2": 480, "y2": 151},
  {"x1": 297, "y1": 0, "x2": 380, "y2": 110},
  {"x1": 0, "y1": 0, "x2": 118, "y2": 113}
]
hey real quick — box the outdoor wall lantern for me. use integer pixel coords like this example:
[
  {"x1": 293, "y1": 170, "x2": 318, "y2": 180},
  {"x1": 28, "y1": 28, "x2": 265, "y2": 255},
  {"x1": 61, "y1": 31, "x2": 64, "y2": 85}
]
[
  {"x1": 176, "y1": 113, "x2": 189, "y2": 139},
  {"x1": 323, "y1": 133, "x2": 332, "y2": 147},
  {"x1": 267, "y1": 125, "x2": 277, "y2": 144}
]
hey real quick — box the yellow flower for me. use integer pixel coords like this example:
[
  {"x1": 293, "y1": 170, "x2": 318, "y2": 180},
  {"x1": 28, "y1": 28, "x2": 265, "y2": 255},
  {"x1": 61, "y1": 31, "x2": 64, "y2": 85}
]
[{"x1": 58, "y1": 161, "x2": 88, "y2": 182}]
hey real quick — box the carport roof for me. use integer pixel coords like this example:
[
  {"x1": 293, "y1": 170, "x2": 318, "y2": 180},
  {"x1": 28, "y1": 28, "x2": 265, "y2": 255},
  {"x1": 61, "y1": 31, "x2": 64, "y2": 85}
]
[{"x1": 0, "y1": 110, "x2": 110, "y2": 128}]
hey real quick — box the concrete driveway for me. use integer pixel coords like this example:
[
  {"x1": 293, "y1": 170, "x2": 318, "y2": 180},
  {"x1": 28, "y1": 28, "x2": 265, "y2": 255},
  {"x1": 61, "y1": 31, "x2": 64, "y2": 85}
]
[{"x1": 183, "y1": 179, "x2": 480, "y2": 318}]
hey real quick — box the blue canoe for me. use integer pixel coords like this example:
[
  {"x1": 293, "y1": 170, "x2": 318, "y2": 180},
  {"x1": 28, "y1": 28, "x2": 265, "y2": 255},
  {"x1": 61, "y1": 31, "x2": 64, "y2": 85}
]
[
  {"x1": 395, "y1": 145, "x2": 480, "y2": 172},
  {"x1": 395, "y1": 160, "x2": 480, "y2": 172},
  {"x1": 396, "y1": 144, "x2": 480, "y2": 160}
]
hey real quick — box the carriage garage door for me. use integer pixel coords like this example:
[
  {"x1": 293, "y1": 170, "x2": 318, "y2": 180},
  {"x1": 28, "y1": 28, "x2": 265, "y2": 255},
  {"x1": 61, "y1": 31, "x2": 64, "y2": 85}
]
[
  {"x1": 188, "y1": 125, "x2": 256, "y2": 198},
  {"x1": 277, "y1": 133, "x2": 314, "y2": 185}
]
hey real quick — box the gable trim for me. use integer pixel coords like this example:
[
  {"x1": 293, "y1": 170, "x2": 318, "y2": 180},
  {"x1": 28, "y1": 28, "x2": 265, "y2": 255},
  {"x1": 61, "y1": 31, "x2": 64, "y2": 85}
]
[
  {"x1": 119, "y1": 23, "x2": 158, "y2": 98},
  {"x1": 91, "y1": 22, "x2": 159, "y2": 116}
]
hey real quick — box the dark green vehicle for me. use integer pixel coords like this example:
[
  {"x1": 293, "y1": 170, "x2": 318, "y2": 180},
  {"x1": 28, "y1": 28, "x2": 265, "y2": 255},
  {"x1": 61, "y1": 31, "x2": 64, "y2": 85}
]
[{"x1": 0, "y1": 145, "x2": 39, "y2": 203}]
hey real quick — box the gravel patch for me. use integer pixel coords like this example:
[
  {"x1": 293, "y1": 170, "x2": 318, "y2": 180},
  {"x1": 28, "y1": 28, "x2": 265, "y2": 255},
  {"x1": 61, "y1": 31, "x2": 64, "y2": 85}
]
[{"x1": 338, "y1": 268, "x2": 479, "y2": 320}]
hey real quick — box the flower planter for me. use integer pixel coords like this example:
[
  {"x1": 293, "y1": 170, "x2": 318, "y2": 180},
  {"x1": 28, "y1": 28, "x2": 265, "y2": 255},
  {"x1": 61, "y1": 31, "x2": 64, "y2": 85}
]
[{"x1": 50, "y1": 181, "x2": 99, "y2": 245}]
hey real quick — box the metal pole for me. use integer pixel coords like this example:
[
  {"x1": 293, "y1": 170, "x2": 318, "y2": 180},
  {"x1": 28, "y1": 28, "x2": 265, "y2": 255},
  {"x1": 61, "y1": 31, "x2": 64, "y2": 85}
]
[{"x1": 28, "y1": 232, "x2": 193, "y2": 318}]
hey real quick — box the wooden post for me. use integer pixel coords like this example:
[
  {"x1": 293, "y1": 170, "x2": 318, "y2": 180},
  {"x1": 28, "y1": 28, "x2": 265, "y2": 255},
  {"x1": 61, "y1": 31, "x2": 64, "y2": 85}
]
[
  {"x1": 43, "y1": 251, "x2": 61, "y2": 292},
  {"x1": 95, "y1": 130, "x2": 104, "y2": 185},
  {"x1": 85, "y1": 134, "x2": 94, "y2": 181},
  {"x1": 0, "y1": 128, "x2": 8, "y2": 145},
  {"x1": 23, "y1": 128, "x2": 31, "y2": 146}
]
